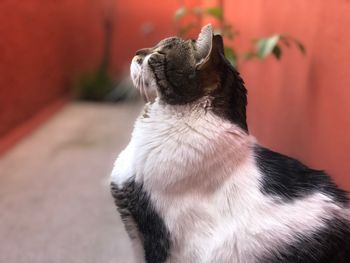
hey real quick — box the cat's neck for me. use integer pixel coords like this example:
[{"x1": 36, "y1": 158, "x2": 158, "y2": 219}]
[
  {"x1": 133, "y1": 97, "x2": 255, "y2": 193},
  {"x1": 145, "y1": 95, "x2": 243, "y2": 124}
]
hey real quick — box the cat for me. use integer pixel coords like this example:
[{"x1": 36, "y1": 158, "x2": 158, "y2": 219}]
[{"x1": 110, "y1": 24, "x2": 350, "y2": 263}]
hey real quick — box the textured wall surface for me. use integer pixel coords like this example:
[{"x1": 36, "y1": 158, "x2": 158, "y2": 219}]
[
  {"x1": 226, "y1": 0, "x2": 350, "y2": 190},
  {"x1": 0, "y1": 0, "x2": 104, "y2": 137}
]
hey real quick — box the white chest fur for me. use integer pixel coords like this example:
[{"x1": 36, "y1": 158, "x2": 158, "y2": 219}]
[
  {"x1": 111, "y1": 100, "x2": 343, "y2": 263},
  {"x1": 111, "y1": 99, "x2": 253, "y2": 190}
]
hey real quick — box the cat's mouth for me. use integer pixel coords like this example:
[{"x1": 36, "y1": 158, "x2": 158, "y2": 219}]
[{"x1": 130, "y1": 55, "x2": 156, "y2": 102}]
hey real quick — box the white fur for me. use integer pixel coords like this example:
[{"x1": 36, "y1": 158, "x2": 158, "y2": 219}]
[
  {"x1": 130, "y1": 54, "x2": 158, "y2": 102},
  {"x1": 111, "y1": 99, "x2": 346, "y2": 263}
]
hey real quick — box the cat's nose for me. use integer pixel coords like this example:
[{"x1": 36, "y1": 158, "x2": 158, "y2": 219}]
[
  {"x1": 135, "y1": 48, "x2": 150, "y2": 56},
  {"x1": 135, "y1": 57, "x2": 143, "y2": 65}
]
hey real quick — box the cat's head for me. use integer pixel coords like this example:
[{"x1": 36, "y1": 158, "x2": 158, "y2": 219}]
[{"x1": 131, "y1": 24, "x2": 248, "y2": 131}]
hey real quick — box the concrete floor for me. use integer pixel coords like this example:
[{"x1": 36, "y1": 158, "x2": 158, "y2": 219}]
[{"x1": 0, "y1": 102, "x2": 143, "y2": 263}]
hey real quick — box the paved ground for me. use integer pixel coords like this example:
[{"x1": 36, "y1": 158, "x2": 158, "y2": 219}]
[{"x1": 0, "y1": 101, "x2": 143, "y2": 263}]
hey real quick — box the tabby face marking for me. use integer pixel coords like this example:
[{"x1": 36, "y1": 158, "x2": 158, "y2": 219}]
[
  {"x1": 131, "y1": 25, "x2": 218, "y2": 103},
  {"x1": 130, "y1": 24, "x2": 248, "y2": 130},
  {"x1": 131, "y1": 37, "x2": 202, "y2": 104}
]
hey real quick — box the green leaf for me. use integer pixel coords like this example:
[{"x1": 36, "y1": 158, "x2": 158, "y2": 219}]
[
  {"x1": 256, "y1": 35, "x2": 280, "y2": 59},
  {"x1": 272, "y1": 45, "x2": 282, "y2": 60},
  {"x1": 205, "y1": 7, "x2": 223, "y2": 20},
  {"x1": 224, "y1": 46, "x2": 237, "y2": 67},
  {"x1": 295, "y1": 40, "x2": 306, "y2": 55},
  {"x1": 174, "y1": 7, "x2": 186, "y2": 21}
]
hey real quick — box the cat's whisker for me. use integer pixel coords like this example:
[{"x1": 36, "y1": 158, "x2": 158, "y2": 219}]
[
  {"x1": 141, "y1": 73, "x2": 150, "y2": 102},
  {"x1": 142, "y1": 87, "x2": 147, "y2": 102},
  {"x1": 140, "y1": 81, "x2": 145, "y2": 100},
  {"x1": 141, "y1": 79, "x2": 148, "y2": 102},
  {"x1": 144, "y1": 88, "x2": 150, "y2": 102},
  {"x1": 136, "y1": 75, "x2": 146, "y2": 101}
]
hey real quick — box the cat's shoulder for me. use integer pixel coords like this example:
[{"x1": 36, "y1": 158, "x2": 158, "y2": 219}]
[{"x1": 254, "y1": 145, "x2": 349, "y2": 205}]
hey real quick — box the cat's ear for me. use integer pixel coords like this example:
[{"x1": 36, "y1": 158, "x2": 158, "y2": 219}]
[
  {"x1": 213, "y1": 35, "x2": 224, "y2": 55},
  {"x1": 195, "y1": 24, "x2": 213, "y2": 69}
]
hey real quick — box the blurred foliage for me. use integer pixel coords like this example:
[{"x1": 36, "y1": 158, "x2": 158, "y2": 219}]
[
  {"x1": 75, "y1": 17, "x2": 115, "y2": 101},
  {"x1": 174, "y1": 3, "x2": 305, "y2": 67},
  {"x1": 75, "y1": 15, "x2": 135, "y2": 102},
  {"x1": 75, "y1": 70, "x2": 138, "y2": 102},
  {"x1": 75, "y1": 69, "x2": 115, "y2": 101}
]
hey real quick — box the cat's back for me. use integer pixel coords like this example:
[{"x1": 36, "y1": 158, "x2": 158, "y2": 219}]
[
  {"x1": 252, "y1": 145, "x2": 350, "y2": 262},
  {"x1": 255, "y1": 145, "x2": 349, "y2": 205}
]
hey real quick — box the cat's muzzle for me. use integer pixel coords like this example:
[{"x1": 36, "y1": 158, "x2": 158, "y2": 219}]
[{"x1": 130, "y1": 55, "x2": 156, "y2": 102}]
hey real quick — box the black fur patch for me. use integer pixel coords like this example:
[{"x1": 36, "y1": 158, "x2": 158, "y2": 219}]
[
  {"x1": 211, "y1": 55, "x2": 248, "y2": 131},
  {"x1": 255, "y1": 145, "x2": 349, "y2": 204},
  {"x1": 261, "y1": 218, "x2": 350, "y2": 263},
  {"x1": 200, "y1": 35, "x2": 248, "y2": 131},
  {"x1": 111, "y1": 180, "x2": 170, "y2": 263}
]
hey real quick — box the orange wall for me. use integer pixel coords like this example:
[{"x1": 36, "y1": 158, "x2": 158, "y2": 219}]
[
  {"x1": 225, "y1": 0, "x2": 350, "y2": 190},
  {"x1": 0, "y1": 0, "x2": 104, "y2": 137}
]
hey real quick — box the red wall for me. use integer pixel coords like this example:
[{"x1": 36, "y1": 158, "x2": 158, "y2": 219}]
[
  {"x1": 225, "y1": 0, "x2": 350, "y2": 190},
  {"x1": 0, "y1": 0, "x2": 105, "y2": 137}
]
